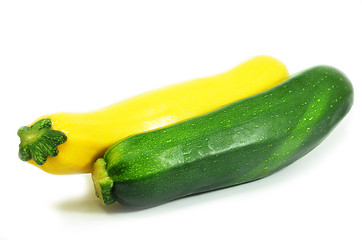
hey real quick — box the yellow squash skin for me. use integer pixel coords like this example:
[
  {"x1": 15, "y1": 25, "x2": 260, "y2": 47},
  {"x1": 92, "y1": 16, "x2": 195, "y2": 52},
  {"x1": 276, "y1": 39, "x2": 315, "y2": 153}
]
[{"x1": 22, "y1": 56, "x2": 288, "y2": 174}]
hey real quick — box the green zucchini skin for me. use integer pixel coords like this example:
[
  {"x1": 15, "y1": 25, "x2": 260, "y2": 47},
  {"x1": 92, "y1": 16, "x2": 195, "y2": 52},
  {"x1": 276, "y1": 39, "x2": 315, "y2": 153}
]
[{"x1": 94, "y1": 66, "x2": 353, "y2": 208}]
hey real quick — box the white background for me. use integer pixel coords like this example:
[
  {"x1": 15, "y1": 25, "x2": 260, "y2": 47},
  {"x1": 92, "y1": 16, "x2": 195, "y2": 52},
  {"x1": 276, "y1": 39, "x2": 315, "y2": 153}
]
[{"x1": 0, "y1": 1, "x2": 361, "y2": 239}]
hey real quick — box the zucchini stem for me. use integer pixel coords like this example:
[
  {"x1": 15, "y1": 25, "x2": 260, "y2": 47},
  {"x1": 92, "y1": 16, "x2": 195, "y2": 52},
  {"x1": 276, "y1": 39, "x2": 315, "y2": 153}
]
[
  {"x1": 92, "y1": 158, "x2": 115, "y2": 205},
  {"x1": 17, "y1": 118, "x2": 67, "y2": 165}
]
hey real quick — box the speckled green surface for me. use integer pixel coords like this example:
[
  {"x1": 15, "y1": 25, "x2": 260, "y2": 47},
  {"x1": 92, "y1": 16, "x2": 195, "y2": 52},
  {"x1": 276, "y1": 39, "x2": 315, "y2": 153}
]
[{"x1": 93, "y1": 65, "x2": 353, "y2": 208}]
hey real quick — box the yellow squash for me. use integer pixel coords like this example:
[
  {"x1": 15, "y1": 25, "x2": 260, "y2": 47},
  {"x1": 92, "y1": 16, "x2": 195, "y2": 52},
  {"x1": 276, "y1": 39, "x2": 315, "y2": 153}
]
[{"x1": 17, "y1": 55, "x2": 288, "y2": 174}]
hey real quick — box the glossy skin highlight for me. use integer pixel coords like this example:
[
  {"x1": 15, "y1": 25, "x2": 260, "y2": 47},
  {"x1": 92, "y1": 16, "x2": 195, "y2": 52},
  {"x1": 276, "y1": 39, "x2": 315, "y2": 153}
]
[{"x1": 23, "y1": 56, "x2": 289, "y2": 174}]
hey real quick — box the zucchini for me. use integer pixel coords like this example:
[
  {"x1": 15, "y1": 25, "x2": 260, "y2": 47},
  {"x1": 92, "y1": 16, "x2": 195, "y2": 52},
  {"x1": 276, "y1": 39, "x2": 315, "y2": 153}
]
[
  {"x1": 92, "y1": 66, "x2": 353, "y2": 208},
  {"x1": 17, "y1": 56, "x2": 288, "y2": 174}
]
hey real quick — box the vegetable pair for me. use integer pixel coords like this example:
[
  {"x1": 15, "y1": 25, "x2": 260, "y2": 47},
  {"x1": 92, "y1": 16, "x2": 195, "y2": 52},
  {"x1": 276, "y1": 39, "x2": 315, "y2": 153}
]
[{"x1": 18, "y1": 56, "x2": 353, "y2": 208}]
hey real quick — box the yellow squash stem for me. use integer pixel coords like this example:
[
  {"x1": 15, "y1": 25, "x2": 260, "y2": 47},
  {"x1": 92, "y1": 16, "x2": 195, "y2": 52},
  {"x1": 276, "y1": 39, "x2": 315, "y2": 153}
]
[{"x1": 18, "y1": 55, "x2": 289, "y2": 174}]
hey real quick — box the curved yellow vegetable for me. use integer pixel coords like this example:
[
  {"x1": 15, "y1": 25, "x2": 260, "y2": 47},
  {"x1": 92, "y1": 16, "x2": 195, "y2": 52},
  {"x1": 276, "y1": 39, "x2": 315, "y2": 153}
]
[{"x1": 17, "y1": 55, "x2": 288, "y2": 174}]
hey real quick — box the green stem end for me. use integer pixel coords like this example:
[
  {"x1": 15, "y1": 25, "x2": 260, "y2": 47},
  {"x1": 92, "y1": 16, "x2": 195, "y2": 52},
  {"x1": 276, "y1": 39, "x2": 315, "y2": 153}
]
[
  {"x1": 92, "y1": 158, "x2": 115, "y2": 205},
  {"x1": 17, "y1": 118, "x2": 67, "y2": 165}
]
